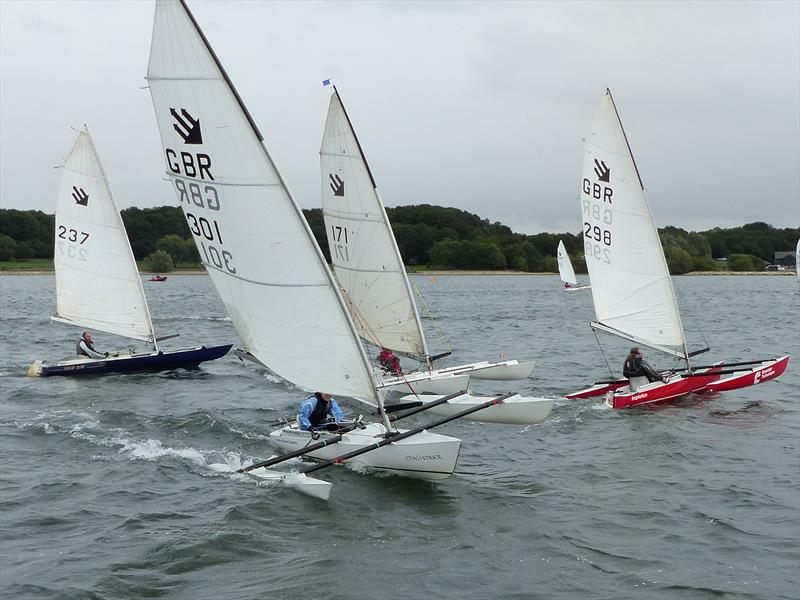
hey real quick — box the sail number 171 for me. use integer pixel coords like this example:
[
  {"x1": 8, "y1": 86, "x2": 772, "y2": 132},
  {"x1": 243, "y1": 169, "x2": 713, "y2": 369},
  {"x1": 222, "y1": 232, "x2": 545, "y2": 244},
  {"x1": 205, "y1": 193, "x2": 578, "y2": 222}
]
[{"x1": 331, "y1": 225, "x2": 349, "y2": 263}]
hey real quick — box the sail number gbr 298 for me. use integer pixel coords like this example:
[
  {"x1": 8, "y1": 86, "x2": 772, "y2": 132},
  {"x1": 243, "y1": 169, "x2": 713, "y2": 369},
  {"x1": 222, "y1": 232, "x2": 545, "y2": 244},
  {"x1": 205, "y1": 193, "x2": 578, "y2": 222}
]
[{"x1": 582, "y1": 198, "x2": 613, "y2": 264}]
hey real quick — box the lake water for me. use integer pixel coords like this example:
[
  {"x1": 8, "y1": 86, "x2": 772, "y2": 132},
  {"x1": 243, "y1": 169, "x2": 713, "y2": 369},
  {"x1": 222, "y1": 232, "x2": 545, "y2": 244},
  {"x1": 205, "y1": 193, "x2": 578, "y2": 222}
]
[{"x1": 1, "y1": 274, "x2": 798, "y2": 600}]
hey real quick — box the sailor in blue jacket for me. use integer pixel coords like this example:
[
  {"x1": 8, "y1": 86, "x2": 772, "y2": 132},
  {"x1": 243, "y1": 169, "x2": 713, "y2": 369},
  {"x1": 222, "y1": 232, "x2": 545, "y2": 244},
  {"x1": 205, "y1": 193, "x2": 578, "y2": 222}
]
[{"x1": 298, "y1": 392, "x2": 345, "y2": 431}]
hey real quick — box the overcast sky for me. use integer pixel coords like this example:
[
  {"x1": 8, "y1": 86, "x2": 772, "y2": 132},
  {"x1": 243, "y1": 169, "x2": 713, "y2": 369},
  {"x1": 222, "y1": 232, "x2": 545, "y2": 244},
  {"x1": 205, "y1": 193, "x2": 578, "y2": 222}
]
[{"x1": 1, "y1": 0, "x2": 798, "y2": 234}]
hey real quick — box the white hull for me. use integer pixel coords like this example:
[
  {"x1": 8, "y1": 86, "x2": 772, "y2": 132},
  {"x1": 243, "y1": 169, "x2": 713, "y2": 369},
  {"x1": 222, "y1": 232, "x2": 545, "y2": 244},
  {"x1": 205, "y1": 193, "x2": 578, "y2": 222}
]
[
  {"x1": 269, "y1": 422, "x2": 461, "y2": 481},
  {"x1": 430, "y1": 359, "x2": 536, "y2": 381},
  {"x1": 564, "y1": 285, "x2": 591, "y2": 292},
  {"x1": 399, "y1": 393, "x2": 554, "y2": 425},
  {"x1": 377, "y1": 371, "x2": 469, "y2": 395}
]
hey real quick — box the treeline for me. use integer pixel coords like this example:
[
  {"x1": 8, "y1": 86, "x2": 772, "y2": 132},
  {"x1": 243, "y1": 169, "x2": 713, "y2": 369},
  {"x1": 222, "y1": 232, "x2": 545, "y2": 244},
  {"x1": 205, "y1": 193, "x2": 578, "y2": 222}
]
[{"x1": 1, "y1": 206, "x2": 797, "y2": 274}]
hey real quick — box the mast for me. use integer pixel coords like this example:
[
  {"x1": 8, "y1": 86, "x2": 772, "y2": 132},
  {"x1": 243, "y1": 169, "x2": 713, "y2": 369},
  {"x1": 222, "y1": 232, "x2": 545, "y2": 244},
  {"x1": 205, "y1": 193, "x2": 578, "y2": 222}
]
[
  {"x1": 331, "y1": 84, "x2": 431, "y2": 363},
  {"x1": 84, "y1": 127, "x2": 159, "y2": 350},
  {"x1": 605, "y1": 89, "x2": 691, "y2": 368}
]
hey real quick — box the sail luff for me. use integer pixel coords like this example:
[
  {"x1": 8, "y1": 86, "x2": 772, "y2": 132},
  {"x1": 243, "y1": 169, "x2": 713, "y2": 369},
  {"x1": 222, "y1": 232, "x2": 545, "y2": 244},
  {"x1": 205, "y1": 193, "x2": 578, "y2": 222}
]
[
  {"x1": 374, "y1": 186, "x2": 431, "y2": 360},
  {"x1": 320, "y1": 87, "x2": 428, "y2": 358},
  {"x1": 147, "y1": 0, "x2": 378, "y2": 401},
  {"x1": 84, "y1": 127, "x2": 157, "y2": 345},
  {"x1": 606, "y1": 89, "x2": 689, "y2": 365},
  {"x1": 336, "y1": 83, "x2": 429, "y2": 358}
]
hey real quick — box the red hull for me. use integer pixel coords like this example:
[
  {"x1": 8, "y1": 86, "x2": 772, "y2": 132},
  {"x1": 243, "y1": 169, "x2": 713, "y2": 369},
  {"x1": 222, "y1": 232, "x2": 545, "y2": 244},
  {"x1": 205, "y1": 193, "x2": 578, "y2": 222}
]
[
  {"x1": 609, "y1": 366, "x2": 724, "y2": 409},
  {"x1": 704, "y1": 355, "x2": 790, "y2": 393},
  {"x1": 565, "y1": 380, "x2": 628, "y2": 400}
]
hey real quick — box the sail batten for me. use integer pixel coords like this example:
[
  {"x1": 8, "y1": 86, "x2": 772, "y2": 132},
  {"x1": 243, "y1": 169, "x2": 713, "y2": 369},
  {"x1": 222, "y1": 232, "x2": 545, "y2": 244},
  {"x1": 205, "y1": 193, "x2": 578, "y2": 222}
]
[
  {"x1": 53, "y1": 129, "x2": 155, "y2": 343},
  {"x1": 320, "y1": 89, "x2": 428, "y2": 358},
  {"x1": 147, "y1": 0, "x2": 377, "y2": 400},
  {"x1": 581, "y1": 90, "x2": 687, "y2": 359}
]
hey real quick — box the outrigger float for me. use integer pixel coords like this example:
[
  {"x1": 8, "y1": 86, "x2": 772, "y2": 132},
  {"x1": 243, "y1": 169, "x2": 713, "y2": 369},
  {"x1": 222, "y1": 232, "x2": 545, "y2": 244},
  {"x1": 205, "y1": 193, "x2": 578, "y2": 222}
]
[
  {"x1": 565, "y1": 90, "x2": 789, "y2": 408},
  {"x1": 212, "y1": 391, "x2": 521, "y2": 501}
]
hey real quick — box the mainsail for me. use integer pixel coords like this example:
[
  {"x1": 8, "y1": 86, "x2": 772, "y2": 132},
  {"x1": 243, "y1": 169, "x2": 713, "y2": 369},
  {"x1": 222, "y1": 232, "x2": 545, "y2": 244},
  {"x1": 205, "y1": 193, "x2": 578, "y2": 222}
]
[
  {"x1": 581, "y1": 90, "x2": 688, "y2": 361},
  {"x1": 320, "y1": 88, "x2": 428, "y2": 359},
  {"x1": 146, "y1": 0, "x2": 377, "y2": 400},
  {"x1": 556, "y1": 240, "x2": 577, "y2": 286},
  {"x1": 53, "y1": 129, "x2": 155, "y2": 342}
]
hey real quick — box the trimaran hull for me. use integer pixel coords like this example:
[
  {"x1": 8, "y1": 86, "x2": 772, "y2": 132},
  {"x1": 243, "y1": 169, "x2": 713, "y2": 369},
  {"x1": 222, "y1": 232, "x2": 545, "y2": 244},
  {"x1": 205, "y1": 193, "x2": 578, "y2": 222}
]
[
  {"x1": 269, "y1": 423, "x2": 461, "y2": 481},
  {"x1": 27, "y1": 344, "x2": 232, "y2": 377},
  {"x1": 606, "y1": 366, "x2": 723, "y2": 409},
  {"x1": 705, "y1": 355, "x2": 790, "y2": 393},
  {"x1": 431, "y1": 359, "x2": 536, "y2": 381},
  {"x1": 399, "y1": 393, "x2": 554, "y2": 425}
]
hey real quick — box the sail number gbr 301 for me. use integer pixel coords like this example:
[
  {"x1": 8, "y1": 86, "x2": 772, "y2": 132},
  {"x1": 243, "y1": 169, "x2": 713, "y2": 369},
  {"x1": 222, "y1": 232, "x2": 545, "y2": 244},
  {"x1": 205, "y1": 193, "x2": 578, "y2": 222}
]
[{"x1": 166, "y1": 149, "x2": 235, "y2": 275}]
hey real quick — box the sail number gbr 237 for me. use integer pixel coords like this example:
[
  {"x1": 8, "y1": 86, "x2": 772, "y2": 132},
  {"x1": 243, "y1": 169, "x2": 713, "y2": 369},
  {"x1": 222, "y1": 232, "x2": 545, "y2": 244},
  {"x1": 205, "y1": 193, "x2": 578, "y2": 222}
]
[
  {"x1": 581, "y1": 178, "x2": 613, "y2": 264},
  {"x1": 166, "y1": 149, "x2": 235, "y2": 274}
]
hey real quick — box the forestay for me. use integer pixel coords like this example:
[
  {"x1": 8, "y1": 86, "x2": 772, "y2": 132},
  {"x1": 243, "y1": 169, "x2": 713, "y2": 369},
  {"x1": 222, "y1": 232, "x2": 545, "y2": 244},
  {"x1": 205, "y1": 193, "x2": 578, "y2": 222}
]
[
  {"x1": 556, "y1": 240, "x2": 577, "y2": 286},
  {"x1": 53, "y1": 130, "x2": 155, "y2": 342},
  {"x1": 146, "y1": 0, "x2": 377, "y2": 400},
  {"x1": 320, "y1": 89, "x2": 428, "y2": 358},
  {"x1": 580, "y1": 90, "x2": 687, "y2": 360}
]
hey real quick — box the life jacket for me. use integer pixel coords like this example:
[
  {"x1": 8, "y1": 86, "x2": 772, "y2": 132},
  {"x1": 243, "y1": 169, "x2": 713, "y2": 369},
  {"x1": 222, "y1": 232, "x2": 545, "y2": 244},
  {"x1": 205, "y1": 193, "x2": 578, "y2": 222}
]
[
  {"x1": 76, "y1": 337, "x2": 96, "y2": 357},
  {"x1": 623, "y1": 356, "x2": 644, "y2": 378},
  {"x1": 308, "y1": 393, "x2": 330, "y2": 427},
  {"x1": 378, "y1": 351, "x2": 396, "y2": 372}
]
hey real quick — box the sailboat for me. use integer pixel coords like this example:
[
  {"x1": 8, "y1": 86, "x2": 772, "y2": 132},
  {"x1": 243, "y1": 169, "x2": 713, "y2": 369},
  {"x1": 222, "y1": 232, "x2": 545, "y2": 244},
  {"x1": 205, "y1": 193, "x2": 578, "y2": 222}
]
[
  {"x1": 27, "y1": 129, "x2": 231, "y2": 377},
  {"x1": 318, "y1": 85, "x2": 536, "y2": 393},
  {"x1": 556, "y1": 240, "x2": 590, "y2": 291},
  {"x1": 147, "y1": 0, "x2": 527, "y2": 498},
  {"x1": 564, "y1": 90, "x2": 788, "y2": 408}
]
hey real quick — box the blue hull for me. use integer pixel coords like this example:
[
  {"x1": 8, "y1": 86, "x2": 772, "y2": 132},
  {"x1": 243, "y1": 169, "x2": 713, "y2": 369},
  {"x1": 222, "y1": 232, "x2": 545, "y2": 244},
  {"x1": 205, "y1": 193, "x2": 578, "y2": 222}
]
[{"x1": 36, "y1": 344, "x2": 232, "y2": 377}]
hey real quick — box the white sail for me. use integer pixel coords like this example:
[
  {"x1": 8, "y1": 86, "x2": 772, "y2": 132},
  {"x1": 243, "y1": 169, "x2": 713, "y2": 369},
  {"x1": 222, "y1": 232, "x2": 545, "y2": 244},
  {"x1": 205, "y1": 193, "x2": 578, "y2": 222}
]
[
  {"x1": 556, "y1": 240, "x2": 577, "y2": 286},
  {"x1": 320, "y1": 89, "x2": 428, "y2": 358},
  {"x1": 53, "y1": 129, "x2": 155, "y2": 342},
  {"x1": 581, "y1": 90, "x2": 687, "y2": 359},
  {"x1": 146, "y1": 0, "x2": 377, "y2": 400},
  {"x1": 796, "y1": 238, "x2": 799, "y2": 280}
]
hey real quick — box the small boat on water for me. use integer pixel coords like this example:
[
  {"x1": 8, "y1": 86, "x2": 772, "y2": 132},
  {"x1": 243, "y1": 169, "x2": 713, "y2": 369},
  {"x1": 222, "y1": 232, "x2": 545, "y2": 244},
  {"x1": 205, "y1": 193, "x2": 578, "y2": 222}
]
[
  {"x1": 565, "y1": 90, "x2": 789, "y2": 408},
  {"x1": 148, "y1": 274, "x2": 168, "y2": 282},
  {"x1": 27, "y1": 128, "x2": 231, "y2": 377},
  {"x1": 316, "y1": 85, "x2": 535, "y2": 383},
  {"x1": 557, "y1": 240, "x2": 590, "y2": 291},
  {"x1": 146, "y1": 0, "x2": 552, "y2": 499}
]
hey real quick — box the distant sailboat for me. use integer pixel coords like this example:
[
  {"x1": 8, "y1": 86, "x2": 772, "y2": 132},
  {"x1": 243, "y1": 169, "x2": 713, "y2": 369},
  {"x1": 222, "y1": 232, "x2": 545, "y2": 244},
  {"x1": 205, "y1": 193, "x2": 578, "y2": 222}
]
[
  {"x1": 147, "y1": 0, "x2": 546, "y2": 499},
  {"x1": 27, "y1": 129, "x2": 231, "y2": 377},
  {"x1": 556, "y1": 240, "x2": 589, "y2": 291},
  {"x1": 565, "y1": 90, "x2": 788, "y2": 407},
  {"x1": 318, "y1": 85, "x2": 536, "y2": 390}
]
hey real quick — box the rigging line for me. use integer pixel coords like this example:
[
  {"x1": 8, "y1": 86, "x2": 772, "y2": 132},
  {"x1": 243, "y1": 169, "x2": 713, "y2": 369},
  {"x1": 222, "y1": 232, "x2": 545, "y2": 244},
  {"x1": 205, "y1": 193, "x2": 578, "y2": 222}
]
[
  {"x1": 340, "y1": 287, "x2": 423, "y2": 399},
  {"x1": 592, "y1": 328, "x2": 615, "y2": 378},
  {"x1": 412, "y1": 283, "x2": 452, "y2": 353}
]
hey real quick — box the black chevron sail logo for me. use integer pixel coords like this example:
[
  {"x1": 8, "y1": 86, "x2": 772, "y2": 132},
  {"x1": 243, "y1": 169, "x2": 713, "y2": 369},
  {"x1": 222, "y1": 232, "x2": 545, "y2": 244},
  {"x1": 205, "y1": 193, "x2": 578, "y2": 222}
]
[
  {"x1": 329, "y1": 174, "x2": 344, "y2": 197},
  {"x1": 170, "y1": 108, "x2": 203, "y2": 144},
  {"x1": 594, "y1": 158, "x2": 610, "y2": 182},
  {"x1": 72, "y1": 186, "x2": 88, "y2": 206}
]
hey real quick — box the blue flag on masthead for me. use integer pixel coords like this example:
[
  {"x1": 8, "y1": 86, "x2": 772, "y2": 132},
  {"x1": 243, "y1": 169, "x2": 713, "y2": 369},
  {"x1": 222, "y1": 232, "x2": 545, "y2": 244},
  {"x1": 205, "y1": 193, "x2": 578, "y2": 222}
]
[{"x1": 322, "y1": 79, "x2": 331, "y2": 86}]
